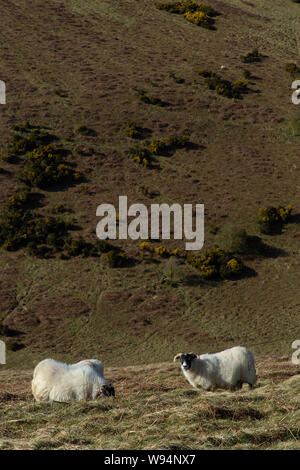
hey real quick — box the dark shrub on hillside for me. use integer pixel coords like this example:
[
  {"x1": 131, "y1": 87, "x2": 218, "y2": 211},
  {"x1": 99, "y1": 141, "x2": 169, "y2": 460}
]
[
  {"x1": 129, "y1": 145, "x2": 152, "y2": 167},
  {"x1": 1, "y1": 124, "x2": 55, "y2": 162},
  {"x1": 240, "y1": 49, "x2": 262, "y2": 63},
  {"x1": 21, "y1": 145, "x2": 80, "y2": 189},
  {"x1": 258, "y1": 205, "x2": 293, "y2": 234},
  {"x1": 64, "y1": 237, "x2": 95, "y2": 257},
  {"x1": 186, "y1": 248, "x2": 246, "y2": 280},
  {"x1": 199, "y1": 70, "x2": 248, "y2": 98},
  {"x1": 155, "y1": 1, "x2": 218, "y2": 16},
  {"x1": 105, "y1": 250, "x2": 130, "y2": 268},
  {"x1": 285, "y1": 63, "x2": 300, "y2": 77}
]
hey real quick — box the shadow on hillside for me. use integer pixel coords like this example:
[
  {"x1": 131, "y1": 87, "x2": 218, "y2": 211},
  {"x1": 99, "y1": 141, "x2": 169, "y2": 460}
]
[
  {"x1": 0, "y1": 324, "x2": 24, "y2": 337},
  {"x1": 242, "y1": 236, "x2": 286, "y2": 260},
  {"x1": 289, "y1": 213, "x2": 300, "y2": 224}
]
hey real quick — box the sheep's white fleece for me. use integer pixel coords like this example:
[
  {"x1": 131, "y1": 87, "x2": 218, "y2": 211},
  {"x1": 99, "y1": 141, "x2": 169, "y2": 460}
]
[
  {"x1": 32, "y1": 359, "x2": 109, "y2": 402},
  {"x1": 183, "y1": 346, "x2": 256, "y2": 391}
]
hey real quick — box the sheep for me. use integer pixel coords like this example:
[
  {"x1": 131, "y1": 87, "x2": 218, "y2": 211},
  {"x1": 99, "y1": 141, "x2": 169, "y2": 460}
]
[
  {"x1": 32, "y1": 358, "x2": 115, "y2": 402},
  {"x1": 173, "y1": 346, "x2": 256, "y2": 392}
]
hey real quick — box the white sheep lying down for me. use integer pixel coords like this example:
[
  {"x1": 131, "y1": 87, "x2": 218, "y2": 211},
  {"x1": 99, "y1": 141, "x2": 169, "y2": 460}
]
[
  {"x1": 174, "y1": 346, "x2": 257, "y2": 391},
  {"x1": 32, "y1": 359, "x2": 115, "y2": 402}
]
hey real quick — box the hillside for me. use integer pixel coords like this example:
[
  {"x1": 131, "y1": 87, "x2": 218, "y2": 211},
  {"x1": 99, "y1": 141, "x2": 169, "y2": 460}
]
[{"x1": 0, "y1": 0, "x2": 300, "y2": 372}]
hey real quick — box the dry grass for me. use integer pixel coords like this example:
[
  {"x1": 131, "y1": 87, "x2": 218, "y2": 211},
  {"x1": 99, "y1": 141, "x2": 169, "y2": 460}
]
[{"x1": 0, "y1": 358, "x2": 299, "y2": 450}]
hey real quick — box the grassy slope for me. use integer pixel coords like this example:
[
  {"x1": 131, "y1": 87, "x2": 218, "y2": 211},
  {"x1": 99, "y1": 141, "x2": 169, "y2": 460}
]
[
  {"x1": 0, "y1": 0, "x2": 299, "y2": 372},
  {"x1": 0, "y1": 359, "x2": 299, "y2": 450}
]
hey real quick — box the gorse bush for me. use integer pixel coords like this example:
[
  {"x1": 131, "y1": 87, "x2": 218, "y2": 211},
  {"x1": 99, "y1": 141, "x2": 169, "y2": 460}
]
[
  {"x1": 240, "y1": 49, "x2": 262, "y2": 63},
  {"x1": 155, "y1": 1, "x2": 219, "y2": 28},
  {"x1": 148, "y1": 139, "x2": 168, "y2": 155},
  {"x1": 0, "y1": 124, "x2": 54, "y2": 162},
  {"x1": 169, "y1": 72, "x2": 185, "y2": 84},
  {"x1": 0, "y1": 194, "x2": 72, "y2": 252},
  {"x1": 198, "y1": 71, "x2": 248, "y2": 98},
  {"x1": 257, "y1": 205, "x2": 293, "y2": 234},
  {"x1": 21, "y1": 145, "x2": 80, "y2": 189},
  {"x1": 155, "y1": 1, "x2": 217, "y2": 15},
  {"x1": 243, "y1": 70, "x2": 252, "y2": 79},
  {"x1": 155, "y1": 245, "x2": 168, "y2": 257},
  {"x1": 0, "y1": 123, "x2": 133, "y2": 262},
  {"x1": 75, "y1": 125, "x2": 97, "y2": 136},
  {"x1": 129, "y1": 134, "x2": 190, "y2": 166},
  {"x1": 285, "y1": 63, "x2": 300, "y2": 77},
  {"x1": 125, "y1": 121, "x2": 143, "y2": 139},
  {"x1": 105, "y1": 250, "x2": 130, "y2": 268},
  {"x1": 148, "y1": 135, "x2": 189, "y2": 155},
  {"x1": 184, "y1": 10, "x2": 212, "y2": 27},
  {"x1": 129, "y1": 145, "x2": 152, "y2": 167},
  {"x1": 64, "y1": 237, "x2": 95, "y2": 257},
  {"x1": 186, "y1": 248, "x2": 245, "y2": 280},
  {"x1": 137, "y1": 92, "x2": 164, "y2": 106}
]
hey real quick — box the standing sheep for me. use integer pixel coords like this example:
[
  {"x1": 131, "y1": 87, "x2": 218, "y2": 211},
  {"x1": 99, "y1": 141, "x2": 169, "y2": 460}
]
[
  {"x1": 174, "y1": 346, "x2": 257, "y2": 391},
  {"x1": 32, "y1": 358, "x2": 115, "y2": 402}
]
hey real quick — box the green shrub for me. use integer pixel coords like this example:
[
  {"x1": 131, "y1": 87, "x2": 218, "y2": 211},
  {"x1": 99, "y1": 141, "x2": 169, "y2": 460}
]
[
  {"x1": 64, "y1": 237, "x2": 94, "y2": 257},
  {"x1": 1, "y1": 124, "x2": 54, "y2": 162},
  {"x1": 215, "y1": 227, "x2": 264, "y2": 255},
  {"x1": 184, "y1": 10, "x2": 212, "y2": 27},
  {"x1": 75, "y1": 125, "x2": 97, "y2": 136},
  {"x1": 154, "y1": 245, "x2": 169, "y2": 257},
  {"x1": 209, "y1": 225, "x2": 220, "y2": 235},
  {"x1": 51, "y1": 203, "x2": 67, "y2": 214},
  {"x1": 155, "y1": 1, "x2": 219, "y2": 28},
  {"x1": 105, "y1": 250, "x2": 129, "y2": 268},
  {"x1": 169, "y1": 73, "x2": 185, "y2": 84},
  {"x1": 199, "y1": 71, "x2": 248, "y2": 98},
  {"x1": 155, "y1": 1, "x2": 217, "y2": 15},
  {"x1": 243, "y1": 70, "x2": 252, "y2": 79},
  {"x1": 240, "y1": 49, "x2": 262, "y2": 63},
  {"x1": 137, "y1": 92, "x2": 164, "y2": 106},
  {"x1": 129, "y1": 145, "x2": 152, "y2": 167},
  {"x1": 186, "y1": 247, "x2": 245, "y2": 280},
  {"x1": 21, "y1": 145, "x2": 80, "y2": 189},
  {"x1": 148, "y1": 139, "x2": 168, "y2": 155},
  {"x1": 257, "y1": 205, "x2": 293, "y2": 234},
  {"x1": 285, "y1": 63, "x2": 300, "y2": 77},
  {"x1": 165, "y1": 135, "x2": 189, "y2": 148},
  {"x1": 125, "y1": 121, "x2": 143, "y2": 139},
  {"x1": 95, "y1": 240, "x2": 116, "y2": 253},
  {"x1": 148, "y1": 135, "x2": 189, "y2": 155}
]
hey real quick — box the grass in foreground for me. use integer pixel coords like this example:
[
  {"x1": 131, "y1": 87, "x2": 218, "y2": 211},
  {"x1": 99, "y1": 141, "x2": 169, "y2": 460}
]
[{"x1": 0, "y1": 358, "x2": 299, "y2": 450}]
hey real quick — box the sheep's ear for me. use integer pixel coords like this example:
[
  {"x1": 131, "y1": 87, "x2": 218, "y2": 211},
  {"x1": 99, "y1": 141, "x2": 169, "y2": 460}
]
[
  {"x1": 173, "y1": 353, "x2": 183, "y2": 362},
  {"x1": 188, "y1": 352, "x2": 198, "y2": 358}
]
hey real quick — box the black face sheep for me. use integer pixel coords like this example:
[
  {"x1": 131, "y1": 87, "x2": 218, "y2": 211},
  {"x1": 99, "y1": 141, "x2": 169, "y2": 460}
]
[
  {"x1": 32, "y1": 358, "x2": 115, "y2": 402},
  {"x1": 174, "y1": 346, "x2": 257, "y2": 391}
]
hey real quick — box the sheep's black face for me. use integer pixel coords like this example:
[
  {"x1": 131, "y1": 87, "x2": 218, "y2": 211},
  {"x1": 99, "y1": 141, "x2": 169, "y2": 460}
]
[
  {"x1": 101, "y1": 383, "x2": 115, "y2": 397},
  {"x1": 180, "y1": 354, "x2": 197, "y2": 370}
]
